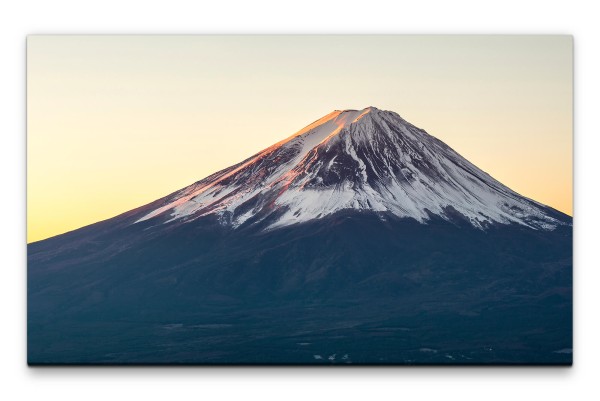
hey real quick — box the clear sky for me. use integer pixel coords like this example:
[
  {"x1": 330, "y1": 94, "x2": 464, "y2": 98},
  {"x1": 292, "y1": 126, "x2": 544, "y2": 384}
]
[{"x1": 27, "y1": 35, "x2": 572, "y2": 243}]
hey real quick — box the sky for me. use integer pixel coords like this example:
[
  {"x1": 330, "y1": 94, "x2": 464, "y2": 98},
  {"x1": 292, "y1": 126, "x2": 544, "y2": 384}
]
[{"x1": 27, "y1": 35, "x2": 573, "y2": 243}]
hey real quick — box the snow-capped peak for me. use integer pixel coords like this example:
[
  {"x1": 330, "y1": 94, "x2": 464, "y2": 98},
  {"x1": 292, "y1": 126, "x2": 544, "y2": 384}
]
[{"x1": 135, "y1": 107, "x2": 568, "y2": 231}]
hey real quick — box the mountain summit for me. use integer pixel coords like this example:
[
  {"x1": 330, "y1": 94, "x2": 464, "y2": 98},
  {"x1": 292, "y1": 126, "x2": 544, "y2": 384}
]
[{"x1": 136, "y1": 107, "x2": 568, "y2": 231}]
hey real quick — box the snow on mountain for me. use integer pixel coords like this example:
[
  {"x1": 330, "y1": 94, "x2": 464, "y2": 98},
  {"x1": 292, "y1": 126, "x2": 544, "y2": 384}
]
[{"x1": 135, "y1": 107, "x2": 567, "y2": 231}]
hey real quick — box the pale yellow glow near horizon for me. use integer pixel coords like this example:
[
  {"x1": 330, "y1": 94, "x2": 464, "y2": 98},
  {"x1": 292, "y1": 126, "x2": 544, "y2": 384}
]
[{"x1": 27, "y1": 35, "x2": 572, "y2": 243}]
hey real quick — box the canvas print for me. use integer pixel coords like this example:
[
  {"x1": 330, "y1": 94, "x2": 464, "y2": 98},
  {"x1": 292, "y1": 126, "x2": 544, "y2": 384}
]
[{"x1": 27, "y1": 35, "x2": 572, "y2": 365}]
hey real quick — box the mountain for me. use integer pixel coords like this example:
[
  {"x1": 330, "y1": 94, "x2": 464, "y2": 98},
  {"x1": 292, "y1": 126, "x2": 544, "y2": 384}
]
[{"x1": 28, "y1": 107, "x2": 572, "y2": 365}]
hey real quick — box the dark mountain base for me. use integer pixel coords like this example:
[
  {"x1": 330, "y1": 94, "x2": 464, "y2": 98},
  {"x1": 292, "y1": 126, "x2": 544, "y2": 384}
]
[
  {"x1": 28, "y1": 213, "x2": 572, "y2": 365},
  {"x1": 28, "y1": 302, "x2": 571, "y2": 365}
]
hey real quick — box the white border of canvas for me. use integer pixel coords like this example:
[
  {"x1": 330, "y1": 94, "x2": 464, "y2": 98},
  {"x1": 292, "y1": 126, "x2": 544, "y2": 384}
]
[{"x1": 1, "y1": 1, "x2": 597, "y2": 400}]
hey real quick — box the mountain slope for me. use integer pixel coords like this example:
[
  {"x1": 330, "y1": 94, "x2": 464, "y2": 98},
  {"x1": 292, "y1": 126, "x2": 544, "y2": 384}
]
[{"x1": 28, "y1": 213, "x2": 572, "y2": 364}]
